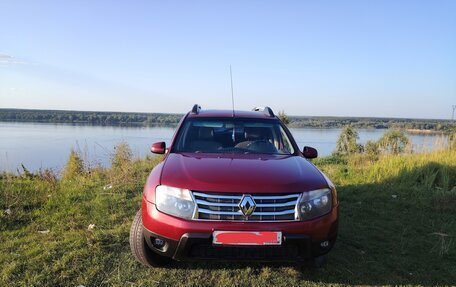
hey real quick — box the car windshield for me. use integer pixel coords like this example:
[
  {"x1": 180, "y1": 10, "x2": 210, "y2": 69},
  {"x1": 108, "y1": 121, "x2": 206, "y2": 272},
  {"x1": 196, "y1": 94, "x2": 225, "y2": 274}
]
[{"x1": 173, "y1": 118, "x2": 295, "y2": 155}]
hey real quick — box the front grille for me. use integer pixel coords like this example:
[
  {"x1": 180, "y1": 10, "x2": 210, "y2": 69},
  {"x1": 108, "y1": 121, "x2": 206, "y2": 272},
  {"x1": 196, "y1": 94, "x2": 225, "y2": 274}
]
[{"x1": 192, "y1": 191, "x2": 300, "y2": 221}]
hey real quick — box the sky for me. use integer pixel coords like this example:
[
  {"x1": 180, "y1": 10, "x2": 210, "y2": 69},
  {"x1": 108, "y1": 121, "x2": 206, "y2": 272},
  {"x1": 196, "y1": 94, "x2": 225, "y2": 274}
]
[{"x1": 0, "y1": 0, "x2": 455, "y2": 119}]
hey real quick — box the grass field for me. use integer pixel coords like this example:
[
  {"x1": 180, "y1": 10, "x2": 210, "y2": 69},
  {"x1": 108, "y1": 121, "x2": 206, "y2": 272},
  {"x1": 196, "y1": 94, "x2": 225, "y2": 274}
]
[{"x1": 1, "y1": 148, "x2": 455, "y2": 286}]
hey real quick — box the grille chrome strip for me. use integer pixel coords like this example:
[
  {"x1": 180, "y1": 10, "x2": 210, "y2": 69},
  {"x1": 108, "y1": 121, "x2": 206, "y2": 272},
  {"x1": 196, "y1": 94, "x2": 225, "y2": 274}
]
[
  {"x1": 198, "y1": 208, "x2": 242, "y2": 215},
  {"x1": 253, "y1": 194, "x2": 300, "y2": 200},
  {"x1": 196, "y1": 199, "x2": 239, "y2": 207},
  {"x1": 256, "y1": 200, "x2": 298, "y2": 207},
  {"x1": 192, "y1": 191, "x2": 300, "y2": 221},
  {"x1": 193, "y1": 192, "x2": 242, "y2": 200},
  {"x1": 251, "y1": 210, "x2": 296, "y2": 216}
]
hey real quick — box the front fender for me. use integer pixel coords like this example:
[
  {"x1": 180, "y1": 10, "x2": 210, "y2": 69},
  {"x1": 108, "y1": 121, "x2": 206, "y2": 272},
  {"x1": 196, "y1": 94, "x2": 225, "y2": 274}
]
[{"x1": 143, "y1": 161, "x2": 165, "y2": 204}]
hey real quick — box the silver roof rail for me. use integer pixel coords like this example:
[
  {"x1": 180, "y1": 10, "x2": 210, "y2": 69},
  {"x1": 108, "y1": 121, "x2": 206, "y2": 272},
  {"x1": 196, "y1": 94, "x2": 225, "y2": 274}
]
[
  {"x1": 252, "y1": 106, "x2": 275, "y2": 117},
  {"x1": 191, "y1": 104, "x2": 201, "y2": 114}
]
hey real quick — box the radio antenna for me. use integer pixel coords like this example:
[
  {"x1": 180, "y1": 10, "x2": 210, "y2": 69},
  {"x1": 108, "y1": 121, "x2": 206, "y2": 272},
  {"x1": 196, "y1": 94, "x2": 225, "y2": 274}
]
[
  {"x1": 230, "y1": 65, "x2": 235, "y2": 117},
  {"x1": 230, "y1": 65, "x2": 236, "y2": 143}
]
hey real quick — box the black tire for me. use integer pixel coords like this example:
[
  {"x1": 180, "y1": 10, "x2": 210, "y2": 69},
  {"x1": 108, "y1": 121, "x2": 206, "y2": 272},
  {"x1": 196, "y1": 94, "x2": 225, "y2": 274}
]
[
  {"x1": 129, "y1": 210, "x2": 172, "y2": 267},
  {"x1": 311, "y1": 254, "x2": 328, "y2": 268}
]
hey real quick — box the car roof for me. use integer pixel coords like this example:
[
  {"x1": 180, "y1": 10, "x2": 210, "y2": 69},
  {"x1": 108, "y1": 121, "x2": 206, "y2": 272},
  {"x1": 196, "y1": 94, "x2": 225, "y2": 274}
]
[{"x1": 187, "y1": 109, "x2": 277, "y2": 119}]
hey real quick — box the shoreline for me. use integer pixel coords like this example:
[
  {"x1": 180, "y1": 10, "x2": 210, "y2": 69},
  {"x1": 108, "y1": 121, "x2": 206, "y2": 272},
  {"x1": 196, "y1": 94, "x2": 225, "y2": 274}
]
[{"x1": 406, "y1": 129, "x2": 445, "y2": 134}]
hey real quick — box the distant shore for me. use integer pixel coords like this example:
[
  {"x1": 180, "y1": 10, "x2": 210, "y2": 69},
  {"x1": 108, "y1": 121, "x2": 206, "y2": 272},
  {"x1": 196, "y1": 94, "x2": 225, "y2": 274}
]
[
  {"x1": 0, "y1": 108, "x2": 454, "y2": 131},
  {"x1": 406, "y1": 129, "x2": 445, "y2": 134}
]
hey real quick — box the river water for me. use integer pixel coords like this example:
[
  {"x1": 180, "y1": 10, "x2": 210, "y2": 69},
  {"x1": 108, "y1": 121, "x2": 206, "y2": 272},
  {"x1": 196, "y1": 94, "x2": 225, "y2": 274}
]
[{"x1": 0, "y1": 122, "x2": 446, "y2": 172}]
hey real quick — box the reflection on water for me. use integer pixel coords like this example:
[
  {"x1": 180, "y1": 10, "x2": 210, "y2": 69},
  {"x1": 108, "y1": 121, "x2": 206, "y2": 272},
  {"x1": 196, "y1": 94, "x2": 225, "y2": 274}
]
[{"x1": 0, "y1": 122, "x2": 447, "y2": 172}]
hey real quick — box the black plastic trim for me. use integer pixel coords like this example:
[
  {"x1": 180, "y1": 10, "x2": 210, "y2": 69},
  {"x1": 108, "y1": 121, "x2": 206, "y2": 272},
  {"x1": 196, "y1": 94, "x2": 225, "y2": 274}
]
[{"x1": 143, "y1": 227, "x2": 336, "y2": 261}]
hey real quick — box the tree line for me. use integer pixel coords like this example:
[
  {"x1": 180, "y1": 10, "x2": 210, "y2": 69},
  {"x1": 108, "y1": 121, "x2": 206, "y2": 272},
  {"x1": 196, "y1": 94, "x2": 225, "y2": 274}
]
[
  {"x1": 287, "y1": 115, "x2": 454, "y2": 131},
  {"x1": 0, "y1": 109, "x2": 182, "y2": 126},
  {"x1": 1, "y1": 108, "x2": 454, "y2": 131}
]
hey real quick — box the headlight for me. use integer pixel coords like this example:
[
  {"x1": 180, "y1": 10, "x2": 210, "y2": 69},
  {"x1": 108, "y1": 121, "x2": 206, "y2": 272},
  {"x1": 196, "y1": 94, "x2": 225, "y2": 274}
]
[
  {"x1": 297, "y1": 188, "x2": 332, "y2": 221},
  {"x1": 155, "y1": 185, "x2": 196, "y2": 219}
]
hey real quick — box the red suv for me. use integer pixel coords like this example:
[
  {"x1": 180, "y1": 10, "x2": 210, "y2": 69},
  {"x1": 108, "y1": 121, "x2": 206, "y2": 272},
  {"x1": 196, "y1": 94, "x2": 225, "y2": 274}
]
[{"x1": 130, "y1": 105, "x2": 338, "y2": 267}]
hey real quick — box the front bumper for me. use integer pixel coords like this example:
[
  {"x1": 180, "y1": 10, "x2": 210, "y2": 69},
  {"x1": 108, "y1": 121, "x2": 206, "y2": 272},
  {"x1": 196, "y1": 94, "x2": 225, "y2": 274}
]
[
  {"x1": 141, "y1": 198, "x2": 338, "y2": 261},
  {"x1": 144, "y1": 229, "x2": 336, "y2": 261}
]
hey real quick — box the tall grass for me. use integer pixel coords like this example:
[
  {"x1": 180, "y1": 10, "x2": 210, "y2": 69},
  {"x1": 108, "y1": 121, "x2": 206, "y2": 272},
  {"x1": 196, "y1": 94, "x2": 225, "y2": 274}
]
[{"x1": 368, "y1": 150, "x2": 454, "y2": 190}]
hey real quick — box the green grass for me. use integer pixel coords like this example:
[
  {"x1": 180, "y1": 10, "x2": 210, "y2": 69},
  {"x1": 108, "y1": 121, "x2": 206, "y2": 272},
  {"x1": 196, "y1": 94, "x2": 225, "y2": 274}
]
[{"x1": 1, "y1": 150, "x2": 456, "y2": 286}]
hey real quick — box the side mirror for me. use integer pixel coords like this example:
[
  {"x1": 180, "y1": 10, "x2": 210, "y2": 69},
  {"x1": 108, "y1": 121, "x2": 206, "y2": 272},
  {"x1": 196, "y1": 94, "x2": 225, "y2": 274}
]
[
  {"x1": 151, "y1": 142, "x2": 166, "y2": 154},
  {"x1": 303, "y1": 146, "x2": 318, "y2": 159}
]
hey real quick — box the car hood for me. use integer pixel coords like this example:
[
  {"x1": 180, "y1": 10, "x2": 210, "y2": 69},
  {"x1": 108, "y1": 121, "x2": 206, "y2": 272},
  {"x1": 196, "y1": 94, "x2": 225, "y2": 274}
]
[{"x1": 160, "y1": 153, "x2": 327, "y2": 194}]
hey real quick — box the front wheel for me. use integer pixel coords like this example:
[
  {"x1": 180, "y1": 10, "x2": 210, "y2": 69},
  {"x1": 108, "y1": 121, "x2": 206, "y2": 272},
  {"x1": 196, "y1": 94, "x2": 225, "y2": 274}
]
[{"x1": 129, "y1": 210, "x2": 171, "y2": 267}]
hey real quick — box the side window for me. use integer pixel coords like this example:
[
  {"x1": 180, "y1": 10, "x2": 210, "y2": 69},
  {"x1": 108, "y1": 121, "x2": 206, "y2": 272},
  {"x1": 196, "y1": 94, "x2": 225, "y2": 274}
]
[{"x1": 280, "y1": 126, "x2": 294, "y2": 154}]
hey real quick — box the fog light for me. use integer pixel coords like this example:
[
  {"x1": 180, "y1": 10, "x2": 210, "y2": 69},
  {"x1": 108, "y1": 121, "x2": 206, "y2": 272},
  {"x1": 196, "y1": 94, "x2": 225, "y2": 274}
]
[
  {"x1": 320, "y1": 240, "x2": 329, "y2": 248},
  {"x1": 152, "y1": 237, "x2": 165, "y2": 248}
]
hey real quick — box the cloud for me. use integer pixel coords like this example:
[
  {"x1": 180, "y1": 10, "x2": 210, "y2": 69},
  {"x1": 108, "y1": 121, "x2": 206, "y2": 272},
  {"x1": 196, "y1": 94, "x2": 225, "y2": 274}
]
[{"x1": 0, "y1": 53, "x2": 30, "y2": 66}]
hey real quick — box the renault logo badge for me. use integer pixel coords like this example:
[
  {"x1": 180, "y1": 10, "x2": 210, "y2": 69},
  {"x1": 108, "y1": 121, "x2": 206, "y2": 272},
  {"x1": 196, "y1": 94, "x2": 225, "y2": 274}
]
[{"x1": 239, "y1": 195, "x2": 256, "y2": 217}]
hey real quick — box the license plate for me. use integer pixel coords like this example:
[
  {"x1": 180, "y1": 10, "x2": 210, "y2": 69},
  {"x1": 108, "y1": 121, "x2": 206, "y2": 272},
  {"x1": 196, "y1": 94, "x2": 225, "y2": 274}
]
[{"x1": 212, "y1": 231, "x2": 282, "y2": 246}]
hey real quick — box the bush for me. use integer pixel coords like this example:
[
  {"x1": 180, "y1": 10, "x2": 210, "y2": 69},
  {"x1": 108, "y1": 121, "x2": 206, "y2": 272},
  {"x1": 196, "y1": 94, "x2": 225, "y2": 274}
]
[
  {"x1": 449, "y1": 125, "x2": 456, "y2": 150},
  {"x1": 335, "y1": 125, "x2": 359, "y2": 155},
  {"x1": 61, "y1": 150, "x2": 84, "y2": 179},
  {"x1": 365, "y1": 140, "x2": 380, "y2": 161},
  {"x1": 111, "y1": 142, "x2": 133, "y2": 170},
  {"x1": 379, "y1": 129, "x2": 409, "y2": 154},
  {"x1": 278, "y1": 110, "x2": 290, "y2": 125}
]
